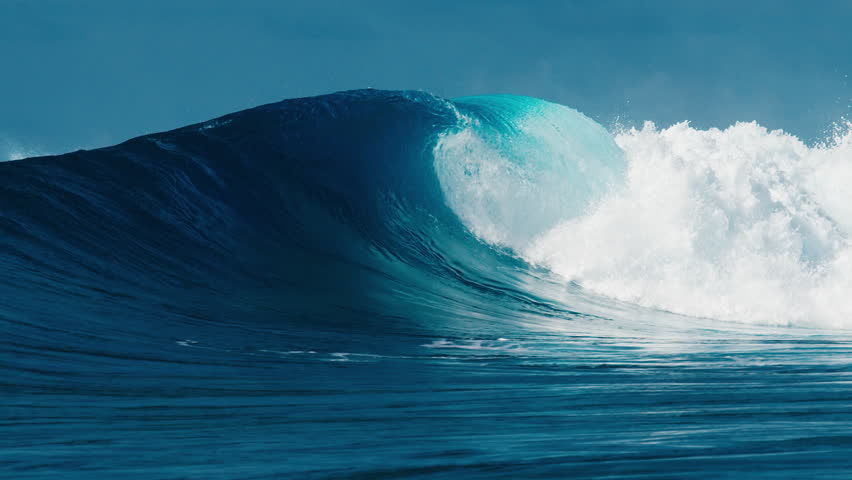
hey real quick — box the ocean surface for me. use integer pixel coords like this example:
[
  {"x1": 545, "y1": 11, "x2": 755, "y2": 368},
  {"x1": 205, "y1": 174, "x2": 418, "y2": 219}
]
[{"x1": 3, "y1": 89, "x2": 852, "y2": 479}]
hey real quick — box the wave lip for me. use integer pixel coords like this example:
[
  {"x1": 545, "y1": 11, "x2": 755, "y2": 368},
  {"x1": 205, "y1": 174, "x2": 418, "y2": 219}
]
[{"x1": 435, "y1": 94, "x2": 626, "y2": 251}]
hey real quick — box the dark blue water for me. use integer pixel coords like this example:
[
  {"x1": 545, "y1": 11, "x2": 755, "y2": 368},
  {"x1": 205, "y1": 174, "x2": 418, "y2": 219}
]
[{"x1": 4, "y1": 90, "x2": 852, "y2": 479}]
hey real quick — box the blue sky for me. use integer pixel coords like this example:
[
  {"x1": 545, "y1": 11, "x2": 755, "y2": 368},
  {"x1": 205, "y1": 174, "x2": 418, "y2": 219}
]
[{"x1": 1, "y1": 0, "x2": 850, "y2": 157}]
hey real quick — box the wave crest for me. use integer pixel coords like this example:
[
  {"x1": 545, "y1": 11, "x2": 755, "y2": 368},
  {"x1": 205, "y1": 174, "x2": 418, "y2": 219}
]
[{"x1": 434, "y1": 95, "x2": 626, "y2": 251}]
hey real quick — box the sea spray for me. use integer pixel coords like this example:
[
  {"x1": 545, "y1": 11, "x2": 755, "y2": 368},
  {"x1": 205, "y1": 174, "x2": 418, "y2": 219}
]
[{"x1": 525, "y1": 121, "x2": 852, "y2": 327}]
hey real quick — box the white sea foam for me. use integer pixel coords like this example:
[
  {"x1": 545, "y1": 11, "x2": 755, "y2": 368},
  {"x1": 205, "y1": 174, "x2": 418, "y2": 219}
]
[
  {"x1": 524, "y1": 120, "x2": 852, "y2": 327},
  {"x1": 1, "y1": 137, "x2": 48, "y2": 161},
  {"x1": 422, "y1": 338, "x2": 530, "y2": 353}
]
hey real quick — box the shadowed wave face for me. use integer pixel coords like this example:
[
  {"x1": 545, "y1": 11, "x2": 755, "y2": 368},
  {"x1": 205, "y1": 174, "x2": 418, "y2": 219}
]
[{"x1": 5, "y1": 90, "x2": 852, "y2": 479}]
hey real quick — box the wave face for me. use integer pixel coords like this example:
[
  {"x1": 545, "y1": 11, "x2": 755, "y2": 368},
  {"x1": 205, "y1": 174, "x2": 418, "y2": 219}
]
[
  {"x1": 435, "y1": 94, "x2": 626, "y2": 250},
  {"x1": 5, "y1": 90, "x2": 852, "y2": 479}
]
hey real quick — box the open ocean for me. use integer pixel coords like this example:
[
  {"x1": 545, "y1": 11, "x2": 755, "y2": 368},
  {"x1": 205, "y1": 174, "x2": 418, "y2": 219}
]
[{"x1": 4, "y1": 89, "x2": 852, "y2": 478}]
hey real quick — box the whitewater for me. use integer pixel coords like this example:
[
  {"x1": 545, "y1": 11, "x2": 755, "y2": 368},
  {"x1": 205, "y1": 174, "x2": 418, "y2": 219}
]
[
  {"x1": 533, "y1": 121, "x2": 852, "y2": 327},
  {"x1": 436, "y1": 97, "x2": 852, "y2": 328},
  {"x1": 4, "y1": 90, "x2": 852, "y2": 479}
]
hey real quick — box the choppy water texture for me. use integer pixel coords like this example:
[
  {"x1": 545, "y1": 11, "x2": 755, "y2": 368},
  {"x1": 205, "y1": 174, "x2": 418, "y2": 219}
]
[{"x1": 3, "y1": 90, "x2": 852, "y2": 479}]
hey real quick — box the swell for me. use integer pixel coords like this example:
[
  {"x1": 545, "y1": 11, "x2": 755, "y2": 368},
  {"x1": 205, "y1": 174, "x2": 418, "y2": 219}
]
[
  {"x1": 0, "y1": 90, "x2": 602, "y2": 359},
  {"x1": 4, "y1": 88, "x2": 849, "y2": 349}
]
